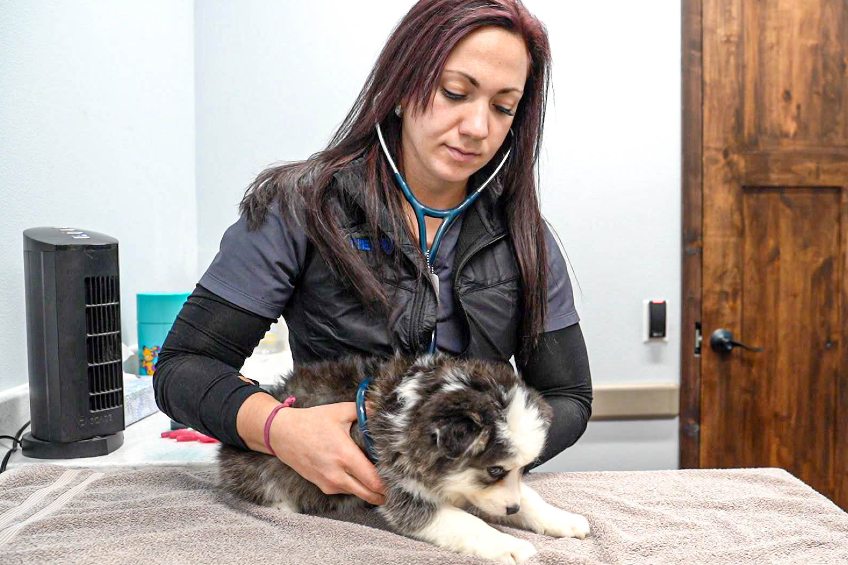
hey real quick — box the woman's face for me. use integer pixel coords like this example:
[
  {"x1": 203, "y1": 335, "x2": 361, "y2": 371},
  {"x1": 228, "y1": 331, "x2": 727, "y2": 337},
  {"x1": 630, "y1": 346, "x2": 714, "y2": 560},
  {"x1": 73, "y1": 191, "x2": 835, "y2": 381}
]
[{"x1": 400, "y1": 26, "x2": 529, "y2": 195}]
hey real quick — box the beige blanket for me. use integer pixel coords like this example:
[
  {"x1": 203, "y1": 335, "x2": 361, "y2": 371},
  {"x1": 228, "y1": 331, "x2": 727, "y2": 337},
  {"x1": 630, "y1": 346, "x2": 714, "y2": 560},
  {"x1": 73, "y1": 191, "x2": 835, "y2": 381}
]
[{"x1": 1, "y1": 463, "x2": 846, "y2": 564}]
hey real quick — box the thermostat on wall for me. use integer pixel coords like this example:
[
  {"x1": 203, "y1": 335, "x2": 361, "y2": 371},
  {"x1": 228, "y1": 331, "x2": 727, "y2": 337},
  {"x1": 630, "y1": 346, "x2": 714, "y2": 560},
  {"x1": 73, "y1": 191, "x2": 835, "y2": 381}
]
[{"x1": 643, "y1": 299, "x2": 668, "y2": 343}]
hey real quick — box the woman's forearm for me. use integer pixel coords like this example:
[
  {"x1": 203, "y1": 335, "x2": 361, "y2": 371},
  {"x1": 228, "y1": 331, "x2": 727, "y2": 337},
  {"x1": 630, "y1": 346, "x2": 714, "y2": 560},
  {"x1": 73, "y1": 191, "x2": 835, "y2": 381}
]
[
  {"x1": 236, "y1": 391, "x2": 284, "y2": 454},
  {"x1": 152, "y1": 285, "x2": 274, "y2": 450},
  {"x1": 518, "y1": 323, "x2": 593, "y2": 469},
  {"x1": 153, "y1": 351, "x2": 265, "y2": 449},
  {"x1": 533, "y1": 395, "x2": 591, "y2": 467}
]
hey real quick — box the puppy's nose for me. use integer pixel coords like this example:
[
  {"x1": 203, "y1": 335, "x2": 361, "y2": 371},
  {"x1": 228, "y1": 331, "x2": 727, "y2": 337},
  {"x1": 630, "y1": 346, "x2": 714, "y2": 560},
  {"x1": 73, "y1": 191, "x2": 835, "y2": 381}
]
[{"x1": 506, "y1": 504, "x2": 520, "y2": 515}]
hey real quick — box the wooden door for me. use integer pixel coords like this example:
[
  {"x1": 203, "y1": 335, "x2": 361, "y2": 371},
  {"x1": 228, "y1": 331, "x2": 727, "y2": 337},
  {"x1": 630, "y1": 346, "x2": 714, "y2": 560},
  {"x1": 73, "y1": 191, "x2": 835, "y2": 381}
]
[{"x1": 682, "y1": 0, "x2": 848, "y2": 509}]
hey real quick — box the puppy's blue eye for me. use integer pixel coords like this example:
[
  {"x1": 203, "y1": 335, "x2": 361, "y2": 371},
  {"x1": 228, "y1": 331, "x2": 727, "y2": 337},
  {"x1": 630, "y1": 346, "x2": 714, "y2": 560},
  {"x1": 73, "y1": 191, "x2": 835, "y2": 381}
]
[{"x1": 487, "y1": 466, "x2": 506, "y2": 479}]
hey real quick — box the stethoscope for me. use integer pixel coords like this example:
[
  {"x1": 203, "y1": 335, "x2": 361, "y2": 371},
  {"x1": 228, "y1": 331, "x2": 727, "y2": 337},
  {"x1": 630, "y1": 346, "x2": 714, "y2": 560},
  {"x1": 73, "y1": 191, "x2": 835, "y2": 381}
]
[{"x1": 375, "y1": 122, "x2": 513, "y2": 353}]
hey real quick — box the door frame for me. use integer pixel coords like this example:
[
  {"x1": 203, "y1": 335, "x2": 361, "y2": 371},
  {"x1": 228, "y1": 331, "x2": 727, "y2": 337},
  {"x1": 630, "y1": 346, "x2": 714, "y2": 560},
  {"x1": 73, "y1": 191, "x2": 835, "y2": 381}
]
[{"x1": 680, "y1": 0, "x2": 703, "y2": 469}]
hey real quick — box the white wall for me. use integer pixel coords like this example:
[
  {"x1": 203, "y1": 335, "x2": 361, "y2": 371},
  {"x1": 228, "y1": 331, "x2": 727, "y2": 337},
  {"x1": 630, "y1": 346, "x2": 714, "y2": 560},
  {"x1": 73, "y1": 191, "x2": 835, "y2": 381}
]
[
  {"x1": 531, "y1": 1, "x2": 682, "y2": 471},
  {"x1": 536, "y1": 1, "x2": 682, "y2": 387},
  {"x1": 0, "y1": 1, "x2": 197, "y2": 391},
  {"x1": 194, "y1": 0, "x2": 681, "y2": 471},
  {"x1": 195, "y1": 0, "x2": 412, "y2": 267}
]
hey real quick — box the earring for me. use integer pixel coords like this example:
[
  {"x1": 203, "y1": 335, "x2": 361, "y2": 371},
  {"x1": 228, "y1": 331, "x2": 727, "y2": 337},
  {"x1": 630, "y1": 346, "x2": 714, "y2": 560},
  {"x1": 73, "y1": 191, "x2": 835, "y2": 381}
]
[{"x1": 394, "y1": 104, "x2": 403, "y2": 118}]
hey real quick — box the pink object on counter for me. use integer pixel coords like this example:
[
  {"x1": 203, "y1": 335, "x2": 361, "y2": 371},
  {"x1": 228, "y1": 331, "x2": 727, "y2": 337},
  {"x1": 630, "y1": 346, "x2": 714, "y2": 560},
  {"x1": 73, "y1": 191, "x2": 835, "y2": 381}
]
[{"x1": 160, "y1": 429, "x2": 220, "y2": 444}]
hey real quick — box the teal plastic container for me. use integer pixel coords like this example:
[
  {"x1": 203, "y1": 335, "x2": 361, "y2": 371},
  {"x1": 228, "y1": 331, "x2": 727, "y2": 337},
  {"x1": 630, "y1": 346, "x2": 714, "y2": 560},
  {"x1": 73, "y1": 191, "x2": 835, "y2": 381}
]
[{"x1": 137, "y1": 292, "x2": 190, "y2": 377}]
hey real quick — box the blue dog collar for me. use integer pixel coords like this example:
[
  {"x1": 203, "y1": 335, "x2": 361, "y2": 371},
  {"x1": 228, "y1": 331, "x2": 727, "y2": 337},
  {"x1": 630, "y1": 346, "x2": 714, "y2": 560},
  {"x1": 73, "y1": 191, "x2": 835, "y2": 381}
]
[{"x1": 355, "y1": 377, "x2": 378, "y2": 463}]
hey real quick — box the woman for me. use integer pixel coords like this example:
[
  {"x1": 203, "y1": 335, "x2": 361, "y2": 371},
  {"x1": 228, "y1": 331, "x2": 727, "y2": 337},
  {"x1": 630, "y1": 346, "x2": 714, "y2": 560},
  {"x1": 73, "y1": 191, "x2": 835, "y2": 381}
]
[{"x1": 154, "y1": 0, "x2": 592, "y2": 508}]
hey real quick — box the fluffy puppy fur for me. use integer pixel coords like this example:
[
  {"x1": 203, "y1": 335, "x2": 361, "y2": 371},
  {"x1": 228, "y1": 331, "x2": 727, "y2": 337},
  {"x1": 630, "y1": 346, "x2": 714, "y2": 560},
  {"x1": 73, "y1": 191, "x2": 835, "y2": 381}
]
[{"x1": 218, "y1": 354, "x2": 590, "y2": 564}]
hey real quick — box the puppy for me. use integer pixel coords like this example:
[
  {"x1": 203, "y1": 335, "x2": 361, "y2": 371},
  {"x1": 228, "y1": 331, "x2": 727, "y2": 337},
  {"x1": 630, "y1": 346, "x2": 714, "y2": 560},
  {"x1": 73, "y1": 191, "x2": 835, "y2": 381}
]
[{"x1": 218, "y1": 353, "x2": 590, "y2": 564}]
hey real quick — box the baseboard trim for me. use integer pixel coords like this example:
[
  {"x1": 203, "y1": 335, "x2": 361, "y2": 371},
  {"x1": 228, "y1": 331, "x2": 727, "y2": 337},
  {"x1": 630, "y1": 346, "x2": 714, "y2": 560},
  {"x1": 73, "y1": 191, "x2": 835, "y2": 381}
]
[{"x1": 591, "y1": 382, "x2": 679, "y2": 420}]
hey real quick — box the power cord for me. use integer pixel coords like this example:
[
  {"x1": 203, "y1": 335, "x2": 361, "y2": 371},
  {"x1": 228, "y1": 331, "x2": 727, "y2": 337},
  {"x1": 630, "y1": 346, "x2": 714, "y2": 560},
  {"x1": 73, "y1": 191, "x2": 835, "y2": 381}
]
[{"x1": 0, "y1": 421, "x2": 31, "y2": 474}]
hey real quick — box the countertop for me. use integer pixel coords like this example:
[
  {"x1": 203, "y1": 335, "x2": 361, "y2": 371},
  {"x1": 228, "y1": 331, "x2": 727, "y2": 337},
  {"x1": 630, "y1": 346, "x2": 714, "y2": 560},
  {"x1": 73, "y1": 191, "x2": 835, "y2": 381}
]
[
  {"x1": 6, "y1": 410, "x2": 219, "y2": 470},
  {"x1": 4, "y1": 349, "x2": 293, "y2": 471}
]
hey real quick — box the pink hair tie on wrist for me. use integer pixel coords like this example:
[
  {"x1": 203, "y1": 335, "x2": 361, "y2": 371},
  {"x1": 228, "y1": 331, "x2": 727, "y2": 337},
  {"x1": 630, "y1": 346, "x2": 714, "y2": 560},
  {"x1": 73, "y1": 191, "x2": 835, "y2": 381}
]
[{"x1": 263, "y1": 396, "x2": 296, "y2": 457}]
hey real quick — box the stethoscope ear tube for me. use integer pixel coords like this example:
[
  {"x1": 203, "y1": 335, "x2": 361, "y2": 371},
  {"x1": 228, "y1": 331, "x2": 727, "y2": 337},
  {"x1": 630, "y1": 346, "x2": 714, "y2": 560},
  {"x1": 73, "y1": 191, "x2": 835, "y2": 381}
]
[{"x1": 374, "y1": 123, "x2": 513, "y2": 352}]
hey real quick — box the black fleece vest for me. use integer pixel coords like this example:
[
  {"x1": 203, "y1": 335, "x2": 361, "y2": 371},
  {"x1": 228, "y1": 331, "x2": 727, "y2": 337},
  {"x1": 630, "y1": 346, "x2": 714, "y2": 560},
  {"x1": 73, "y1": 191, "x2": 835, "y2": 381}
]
[{"x1": 282, "y1": 160, "x2": 521, "y2": 365}]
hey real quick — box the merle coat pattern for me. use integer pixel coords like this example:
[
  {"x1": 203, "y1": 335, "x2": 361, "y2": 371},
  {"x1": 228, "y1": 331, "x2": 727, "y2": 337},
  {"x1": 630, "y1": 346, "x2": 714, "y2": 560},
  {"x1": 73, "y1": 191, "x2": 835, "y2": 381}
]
[{"x1": 218, "y1": 354, "x2": 590, "y2": 564}]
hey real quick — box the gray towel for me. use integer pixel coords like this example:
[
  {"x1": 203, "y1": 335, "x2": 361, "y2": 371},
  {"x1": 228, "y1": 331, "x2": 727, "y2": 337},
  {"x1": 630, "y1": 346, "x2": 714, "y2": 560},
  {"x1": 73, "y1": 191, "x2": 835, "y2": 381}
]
[{"x1": 1, "y1": 463, "x2": 846, "y2": 564}]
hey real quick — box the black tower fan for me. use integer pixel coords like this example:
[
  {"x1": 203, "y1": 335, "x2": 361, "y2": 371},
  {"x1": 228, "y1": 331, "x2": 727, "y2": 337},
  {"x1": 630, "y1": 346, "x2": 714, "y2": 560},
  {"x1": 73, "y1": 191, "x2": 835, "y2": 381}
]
[{"x1": 21, "y1": 227, "x2": 125, "y2": 458}]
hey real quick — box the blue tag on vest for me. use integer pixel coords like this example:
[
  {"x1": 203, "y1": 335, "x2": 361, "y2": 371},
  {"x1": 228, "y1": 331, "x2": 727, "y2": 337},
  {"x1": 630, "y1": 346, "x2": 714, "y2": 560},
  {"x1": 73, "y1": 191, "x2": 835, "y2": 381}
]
[
  {"x1": 350, "y1": 236, "x2": 394, "y2": 254},
  {"x1": 351, "y1": 237, "x2": 372, "y2": 251}
]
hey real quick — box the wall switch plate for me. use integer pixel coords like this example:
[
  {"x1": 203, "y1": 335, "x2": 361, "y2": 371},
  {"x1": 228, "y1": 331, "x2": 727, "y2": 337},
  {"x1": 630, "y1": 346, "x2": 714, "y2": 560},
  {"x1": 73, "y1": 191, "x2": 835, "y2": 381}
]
[{"x1": 643, "y1": 299, "x2": 669, "y2": 343}]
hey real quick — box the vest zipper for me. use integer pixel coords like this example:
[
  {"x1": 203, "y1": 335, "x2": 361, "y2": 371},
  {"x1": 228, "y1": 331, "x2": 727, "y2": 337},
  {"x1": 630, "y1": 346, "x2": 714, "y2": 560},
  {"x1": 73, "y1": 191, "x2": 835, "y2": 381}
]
[
  {"x1": 407, "y1": 249, "x2": 431, "y2": 352},
  {"x1": 410, "y1": 283, "x2": 423, "y2": 351}
]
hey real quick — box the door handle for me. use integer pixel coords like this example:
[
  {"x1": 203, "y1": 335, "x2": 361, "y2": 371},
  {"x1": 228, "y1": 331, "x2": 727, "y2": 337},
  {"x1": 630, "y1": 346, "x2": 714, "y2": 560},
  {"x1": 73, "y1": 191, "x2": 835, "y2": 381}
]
[{"x1": 709, "y1": 329, "x2": 764, "y2": 353}]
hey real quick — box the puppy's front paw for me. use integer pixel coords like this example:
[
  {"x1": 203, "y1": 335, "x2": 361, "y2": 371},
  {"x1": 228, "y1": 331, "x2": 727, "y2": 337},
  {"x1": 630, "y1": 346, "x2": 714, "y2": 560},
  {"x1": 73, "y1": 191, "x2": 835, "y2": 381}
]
[
  {"x1": 538, "y1": 507, "x2": 590, "y2": 539},
  {"x1": 475, "y1": 534, "x2": 537, "y2": 565}
]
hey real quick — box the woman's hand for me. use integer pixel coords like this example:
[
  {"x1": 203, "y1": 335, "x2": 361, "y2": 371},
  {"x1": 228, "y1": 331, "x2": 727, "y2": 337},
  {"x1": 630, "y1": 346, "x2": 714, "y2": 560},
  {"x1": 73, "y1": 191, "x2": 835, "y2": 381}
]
[{"x1": 270, "y1": 402, "x2": 386, "y2": 505}]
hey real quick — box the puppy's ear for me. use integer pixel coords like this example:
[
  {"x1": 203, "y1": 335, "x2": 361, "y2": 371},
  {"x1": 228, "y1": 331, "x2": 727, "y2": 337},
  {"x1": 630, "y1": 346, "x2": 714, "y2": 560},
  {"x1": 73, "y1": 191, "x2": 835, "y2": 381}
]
[{"x1": 432, "y1": 413, "x2": 490, "y2": 459}]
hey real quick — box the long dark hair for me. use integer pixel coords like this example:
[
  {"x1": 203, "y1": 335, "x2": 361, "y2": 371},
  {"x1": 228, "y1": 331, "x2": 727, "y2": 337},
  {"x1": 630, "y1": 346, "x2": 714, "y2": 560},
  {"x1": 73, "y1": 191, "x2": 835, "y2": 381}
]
[{"x1": 240, "y1": 0, "x2": 552, "y2": 360}]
